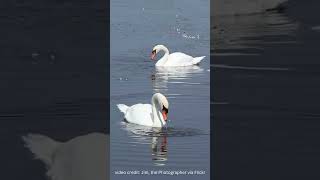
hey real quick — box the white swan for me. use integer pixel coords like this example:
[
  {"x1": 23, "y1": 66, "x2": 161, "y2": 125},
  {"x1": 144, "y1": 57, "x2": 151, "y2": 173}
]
[
  {"x1": 150, "y1": 45, "x2": 205, "y2": 67},
  {"x1": 22, "y1": 133, "x2": 108, "y2": 180},
  {"x1": 117, "y1": 93, "x2": 169, "y2": 127}
]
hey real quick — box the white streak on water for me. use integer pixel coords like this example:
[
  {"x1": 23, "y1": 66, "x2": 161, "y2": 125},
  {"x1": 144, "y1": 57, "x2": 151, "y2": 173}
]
[{"x1": 213, "y1": 64, "x2": 292, "y2": 71}]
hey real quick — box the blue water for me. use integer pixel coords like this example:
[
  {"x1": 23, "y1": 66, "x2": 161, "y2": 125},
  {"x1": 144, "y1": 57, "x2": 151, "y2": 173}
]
[{"x1": 110, "y1": 0, "x2": 210, "y2": 179}]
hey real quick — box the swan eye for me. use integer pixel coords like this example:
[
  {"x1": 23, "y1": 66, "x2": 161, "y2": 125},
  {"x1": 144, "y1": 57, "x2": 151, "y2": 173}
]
[{"x1": 162, "y1": 106, "x2": 168, "y2": 114}]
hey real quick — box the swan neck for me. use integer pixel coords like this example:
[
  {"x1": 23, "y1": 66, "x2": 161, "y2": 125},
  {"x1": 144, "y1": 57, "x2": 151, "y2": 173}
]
[
  {"x1": 161, "y1": 46, "x2": 169, "y2": 54},
  {"x1": 155, "y1": 46, "x2": 169, "y2": 66},
  {"x1": 151, "y1": 94, "x2": 165, "y2": 127}
]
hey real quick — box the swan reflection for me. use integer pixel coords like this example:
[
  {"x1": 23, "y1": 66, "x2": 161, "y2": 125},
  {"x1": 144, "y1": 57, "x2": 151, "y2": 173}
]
[
  {"x1": 121, "y1": 122, "x2": 169, "y2": 166},
  {"x1": 151, "y1": 66, "x2": 204, "y2": 91},
  {"x1": 151, "y1": 136, "x2": 168, "y2": 166}
]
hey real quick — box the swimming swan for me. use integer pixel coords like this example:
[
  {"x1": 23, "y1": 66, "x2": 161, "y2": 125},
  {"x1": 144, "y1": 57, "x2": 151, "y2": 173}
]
[
  {"x1": 117, "y1": 93, "x2": 169, "y2": 127},
  {"x1": 150, "y1": 45, "x2": 205, "y2": 67}
]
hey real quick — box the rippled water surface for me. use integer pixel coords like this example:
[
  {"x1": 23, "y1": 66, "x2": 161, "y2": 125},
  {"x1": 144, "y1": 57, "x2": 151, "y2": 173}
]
[
  {"x1": 110, "y1": 0, "x2": 210, "y2": 179},
  {"x1": 212, "y1": 2, "x2": 320, "y2": 178}
]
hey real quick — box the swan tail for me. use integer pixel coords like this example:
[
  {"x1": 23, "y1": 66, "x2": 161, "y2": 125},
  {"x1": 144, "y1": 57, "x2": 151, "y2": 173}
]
[
  {"x1": 193, "y1": 56, "x2": 205, "y2": 64},
  {"x1": 117, "y1": 104, "x2": 129, "y2": 114},
  {"x1": 22, "y1": 134, "x2": 61, "y2": 166}
]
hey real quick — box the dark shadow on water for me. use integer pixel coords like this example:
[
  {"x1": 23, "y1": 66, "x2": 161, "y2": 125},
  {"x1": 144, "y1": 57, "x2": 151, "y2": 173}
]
[{"x1": 121, "y1": 121, "x2": 209, "y2": 137}]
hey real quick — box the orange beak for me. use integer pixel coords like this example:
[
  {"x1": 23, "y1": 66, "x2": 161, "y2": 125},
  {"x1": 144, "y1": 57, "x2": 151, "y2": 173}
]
[
  {"x1": 151, "y1": 52, "x2": 156, "y2": 60},
  {"x1": 162, "y1": 110, "x2": 168, "y2": 121},
  {"x1": 151, "y1": 50, "x2": 156, "y2": 60}
]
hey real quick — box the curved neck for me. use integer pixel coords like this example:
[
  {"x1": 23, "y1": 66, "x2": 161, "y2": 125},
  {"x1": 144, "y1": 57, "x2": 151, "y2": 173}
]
[
  {"x1": 151, "y1": 94, "x2": 166, "y2": 127},
  {"x1": 155, "y1": 46, "x2": 170, "y2": 66}
]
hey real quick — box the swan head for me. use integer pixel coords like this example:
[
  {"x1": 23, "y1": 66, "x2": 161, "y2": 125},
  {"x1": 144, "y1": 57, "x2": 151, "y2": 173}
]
[
  {"x1": 151, "y1": 45, "x2": 168, "y2": 60},
  {"x1": 153, "y1": 93, "x2": 169, "y2": 121}
]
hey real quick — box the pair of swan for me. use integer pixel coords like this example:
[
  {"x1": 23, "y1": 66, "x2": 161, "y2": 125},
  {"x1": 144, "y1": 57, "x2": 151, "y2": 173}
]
[
  {"x1": 117, "y1": 45, "x2": 205, "y2": 127},
  {"x1": 21, "y1": 45, "x2": 202, "y2": 179}
]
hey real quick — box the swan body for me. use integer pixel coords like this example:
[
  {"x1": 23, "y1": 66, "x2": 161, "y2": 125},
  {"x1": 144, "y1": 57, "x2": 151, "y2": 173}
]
[
  {"x1": 151, "y1": 45, "x2": 205, "y2": 67},
  {"x1": 117, "y1": 93, "x2": 169, "y2": 127},
  {"x1": 22, "y1": 133, "x2": 108, "y2": 180}
]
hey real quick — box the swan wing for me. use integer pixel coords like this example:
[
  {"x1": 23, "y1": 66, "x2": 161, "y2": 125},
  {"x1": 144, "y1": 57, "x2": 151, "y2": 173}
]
[
  {"x1": 125, "y1": 104, "x2": 153, "y2": 126},
  {"x1": 165, "y1": 52, "x2": 194, "y2": 66},
  {"x1": 164, "y1": 52, "x2": 204, "y2": 66},
  {"x1": 117, "y1": 104, "x2": 129, "y2": 114},
  {"x1": 22, "y1": 134, "x2": 61, "y2": 166},
  {"x1": 23, "y1": 133, "x2": 108, "y2": 180},
  {"x1": 61, "y1": 133, "x2": 107, "y2": 180}
]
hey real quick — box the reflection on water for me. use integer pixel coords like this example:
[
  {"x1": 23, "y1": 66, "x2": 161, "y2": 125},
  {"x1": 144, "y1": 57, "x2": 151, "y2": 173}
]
[
  {"x1": 120, "y1": 122, "x2": 208, "y2": 166},
  {"x1": 212, "y1": 11, "x2": 298, "y2": 56},
  {"x1": 120, "y1": 123, "x2": 169, "y2": 166},
  {"x1": 151, "y1": 136, "x2": 168, "y2": 166},
  {"x1": 121, "y1": 121, "x2": 208, "y2": 137},
  {"x1": 152, "y1": 66, "x2": 205, "y2": 92}
]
